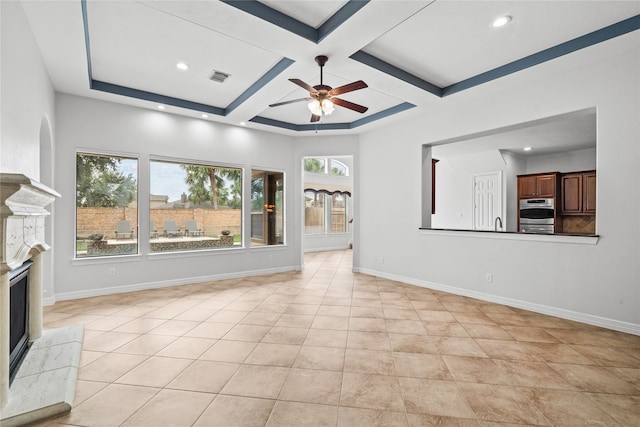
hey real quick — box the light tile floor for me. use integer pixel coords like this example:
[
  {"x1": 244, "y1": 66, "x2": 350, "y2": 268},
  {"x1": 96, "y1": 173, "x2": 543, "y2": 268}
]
[{"x1": 34, "y1": 250, "x2": 639, "y2": 426}]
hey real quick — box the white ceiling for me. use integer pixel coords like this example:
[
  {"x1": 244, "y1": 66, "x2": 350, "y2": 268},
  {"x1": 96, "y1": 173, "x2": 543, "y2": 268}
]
[{"x1": 21, "y1": 0, "x2": 640, "y2": 135}]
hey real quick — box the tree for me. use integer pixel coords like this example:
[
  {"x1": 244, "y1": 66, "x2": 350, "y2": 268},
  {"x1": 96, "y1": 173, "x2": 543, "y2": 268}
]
[
  {"x1": 76, "y1": 154, "x2": 137, "y2": 207},
  {"x1": 182, "y1": 165, "x2": 241, "y2": 209},
  {"x1": 304, "y1": 158, "x2": 325, "y2": 173},
  {"x1": 251, "y1": 177, "x2": 264, "y2": 212}
]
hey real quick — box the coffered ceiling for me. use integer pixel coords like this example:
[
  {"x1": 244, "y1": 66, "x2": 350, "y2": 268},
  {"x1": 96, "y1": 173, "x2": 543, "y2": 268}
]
[{"x1": 21, "y1": 1, "x2": 640, "y2": 134}]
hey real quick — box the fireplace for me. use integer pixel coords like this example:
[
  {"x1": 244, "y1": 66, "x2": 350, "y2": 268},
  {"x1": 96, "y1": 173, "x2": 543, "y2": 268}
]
[
  {"x1": 1, "y1": 173, "x2": 60, "y2": 412},
  {"x1": 9, "y1": 261, "x2": 32, "y2": 384}
]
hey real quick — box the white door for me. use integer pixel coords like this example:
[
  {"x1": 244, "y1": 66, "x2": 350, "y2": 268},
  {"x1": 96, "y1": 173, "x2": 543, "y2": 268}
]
[{"x1": 473, "y1": 171, "x2": 503, "y2": 231}]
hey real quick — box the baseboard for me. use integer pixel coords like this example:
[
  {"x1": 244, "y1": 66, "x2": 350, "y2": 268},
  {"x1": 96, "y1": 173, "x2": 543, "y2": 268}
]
[
  {"x1": 53, "y1": 265, "x2": 299, "y2": 302},
  {"x1": 356, "y1": 267, "x2": 640, "y2": 336},
  {"x1": 43, "y1": 296, "x2": 57, "y2": 307},
  {"x1": 304, "y1": 245, "x2": 351, "y2": 253}
]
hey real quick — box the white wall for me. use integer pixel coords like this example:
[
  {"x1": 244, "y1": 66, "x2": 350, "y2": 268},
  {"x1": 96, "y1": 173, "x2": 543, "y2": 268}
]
[
  {"x1": 432, "y1": 150, "x2": 507, "y2": 230},
  {"x1": 0, "y1": 1, "x2": 55, "y2": 179},
  {"x1": 526, "y1": 147, "x2": 596, "y2": 174},
  {"x1": 358, "y1": 33, "x2": 640, "y2": 334},
  {"x1": 53, "y1": 94, "x2": 303, "y2": 301},
  {"x1": 1, "y1": 1, "x2": 58, "y2": 301}
]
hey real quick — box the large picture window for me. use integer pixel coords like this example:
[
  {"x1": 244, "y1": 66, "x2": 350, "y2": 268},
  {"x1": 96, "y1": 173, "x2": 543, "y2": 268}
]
[
  {"x1": 149, "y1": 159, "x2": 242, "y2": 253},
  {"x1": 75, "y1": 152, "x2": 138, "y2": 258}
]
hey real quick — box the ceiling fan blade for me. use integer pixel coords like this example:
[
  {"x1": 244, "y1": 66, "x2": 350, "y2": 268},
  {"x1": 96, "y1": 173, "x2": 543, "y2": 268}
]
[
  {"x1": 329, "y1": 80, "x2": 368, "y2": 96},
  {"x1": 310, "y1": 114, "x2": 321, "y2": 122},
  {"x1": 290, "y1": 78, "x2": 318, "y2": 94},
  {"x1": 331, "y1": 97, "x2": 368, "y2": 114},
  {"x1": 269, "y1": 97, "x2": 312, "y2": 108}
]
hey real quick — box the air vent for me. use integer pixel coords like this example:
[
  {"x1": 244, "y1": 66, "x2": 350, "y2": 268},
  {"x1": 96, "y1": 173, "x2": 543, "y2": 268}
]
[{"x1": 209, "y1": 70, "x2": 231, "y2": 83}]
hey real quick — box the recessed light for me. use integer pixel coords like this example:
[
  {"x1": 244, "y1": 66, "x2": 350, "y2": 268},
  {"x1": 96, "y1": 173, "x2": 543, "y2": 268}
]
[
  {"x1": 157, "y1": 105, "x2": 165, "y2": 110},
  {"x1": 201, "y1": 114, "x2": 209, "y2": 119},
  {"x1": 240, "y1": 122, "x2": 246, "y2": 126},
  {"x1": 492, "y1": 15, "x2": 512, "y2": 28},
  {"x1": 176, "y1": 62, "x2": 189, "y2": 71},
  {"x1": 523, "y1": 146, "x2": 532, "y2": 151}
]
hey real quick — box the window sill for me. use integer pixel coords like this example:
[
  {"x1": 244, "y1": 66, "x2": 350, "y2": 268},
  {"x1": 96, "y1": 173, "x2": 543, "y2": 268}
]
[
  {"x1": 419, "y1": 228, "x2": 599, "y2": 245},
  {"x1": 146, "y1": 245, "x2": 246, "y2": 260},
  {"x1": 72, "y1": 254, "x2": 142, "y2": 265},
  {"x1": 249, "y1": 244, "x2": 288, "y2": 251}
]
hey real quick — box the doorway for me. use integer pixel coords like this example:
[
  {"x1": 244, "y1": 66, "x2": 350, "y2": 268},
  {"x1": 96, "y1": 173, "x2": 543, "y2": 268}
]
[
  {"x1": 472, "y1": 171, "x2": 503, "y2": 231},
  {"x1": 302, "y1": 156, "x2": 354, "y2": 257}
]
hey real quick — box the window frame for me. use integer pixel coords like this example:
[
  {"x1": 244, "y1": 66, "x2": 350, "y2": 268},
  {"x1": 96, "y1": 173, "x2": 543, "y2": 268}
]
[
  {"x1": 74, "y1": 149, "x2": 140, "y2": 260},
  {"x1": 250, "y1": 168, "x2": 286, "y2": 247},
  {"x1": 330, "y1": 159, "x2": 349, "y2": 176},
  {"x1": 303, "y1": 191, "x2": 351, "y2": 236},
  {"x1": 148, "y1": 156, "x2": 244, "y2": 255}
]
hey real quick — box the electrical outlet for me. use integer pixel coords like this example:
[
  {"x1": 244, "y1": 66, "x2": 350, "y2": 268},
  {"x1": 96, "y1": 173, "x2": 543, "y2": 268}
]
[
  {"x1": 378, "y1": 256, "x2": 384, "y2": 264},
  {"x1": 485, "y1": 273, "x2": 493, "y2": 283},
  {"x1": 108, "y1": 267, "x2": 116, "y2": 277},
  {"x1": 267, "y1": 254, "x2": 273, "y2": 261}
]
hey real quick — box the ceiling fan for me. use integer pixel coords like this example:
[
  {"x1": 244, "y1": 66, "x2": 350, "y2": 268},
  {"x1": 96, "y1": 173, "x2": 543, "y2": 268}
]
[{"x1": 269, "y1": 55, "x2": 368, "y2": 122}]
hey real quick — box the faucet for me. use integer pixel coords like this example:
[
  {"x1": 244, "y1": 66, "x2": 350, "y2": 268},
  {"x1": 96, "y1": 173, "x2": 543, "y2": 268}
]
[{"x1": 494, "y1": 216, "x2": 503, "y2": 231}]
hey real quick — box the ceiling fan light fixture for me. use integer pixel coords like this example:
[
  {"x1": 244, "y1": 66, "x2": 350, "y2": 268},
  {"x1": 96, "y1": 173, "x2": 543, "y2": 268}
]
[
  {"x1": 270, "y1": 55, "x2": 367, "y2": 122},
  {"x1": 308, "y1": 99, "x2": 334, "y2": 116},
  {"x1": 322, "y1": 99, "x2": 335, "y2": 115}
]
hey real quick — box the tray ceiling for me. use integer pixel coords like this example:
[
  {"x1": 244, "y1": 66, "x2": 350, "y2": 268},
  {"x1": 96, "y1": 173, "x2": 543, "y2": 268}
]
[{"x1": 22, "y1": 0, "x2": 640, "y2": 134}]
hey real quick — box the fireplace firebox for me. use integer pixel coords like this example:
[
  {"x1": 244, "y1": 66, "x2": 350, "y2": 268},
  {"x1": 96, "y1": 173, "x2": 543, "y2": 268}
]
[{"x1": 9, "y1": 260, "x2": 32, "y2": 384}]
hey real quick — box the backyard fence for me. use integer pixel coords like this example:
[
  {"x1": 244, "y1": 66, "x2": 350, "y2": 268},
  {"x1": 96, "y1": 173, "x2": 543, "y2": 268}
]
[{"x1": 77, "y1": 207, "x2": 241, "y2": 239}]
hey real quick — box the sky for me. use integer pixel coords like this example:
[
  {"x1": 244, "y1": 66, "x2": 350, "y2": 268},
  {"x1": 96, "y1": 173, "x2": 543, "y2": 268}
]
[
  {"x1": 149, "y1": 161, "x2": 189, "y2": 201},
  {"x1": 116, "y1": 159, "x2": 189, "y2": 201}
]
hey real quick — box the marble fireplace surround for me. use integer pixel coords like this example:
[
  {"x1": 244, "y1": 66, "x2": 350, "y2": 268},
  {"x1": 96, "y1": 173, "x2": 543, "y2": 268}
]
[{"x1": 0, "y1": 174, "x2": 82, "y2": 425}]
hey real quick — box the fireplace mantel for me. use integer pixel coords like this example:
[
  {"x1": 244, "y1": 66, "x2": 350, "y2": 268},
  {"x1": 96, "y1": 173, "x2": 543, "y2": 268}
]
[{"x1": 1, "y1": 174, "x2": 61, "y2": 272}]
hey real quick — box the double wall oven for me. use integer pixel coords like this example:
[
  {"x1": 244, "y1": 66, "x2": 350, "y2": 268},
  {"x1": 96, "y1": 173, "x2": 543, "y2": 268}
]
[{"x1": 519, "y1": 198, "x2": 555, "y2": 234}]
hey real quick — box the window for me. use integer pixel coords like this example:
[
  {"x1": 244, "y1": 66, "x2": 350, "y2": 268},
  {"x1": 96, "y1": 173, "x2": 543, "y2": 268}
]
[
  {"x1": 330, "y1": 159, "x2": 348, "y2": 176},
  {"x1": 304, "y1": 191, "x2": 326, "y2": 234},
  {"x1": 75, "y1": 152, "x2": 138, "y2": 258},
  {"x1": 330, "y1": 193, "x2": 348, "y2": 232},
  {"x1": 304, "y1": 158, "x2": 326, "y2": 173},
  {"x1": 304, "y1": 191, "x2": 350, "y2": 235},
  {"x1": 149, "y1": 159, "x2": 242, "y2": 252},
  {"x1": 251, "y1": 170, "x2": 284, "y2": 246},
  {"x1": 304, "y1": 157, "x2": 350, "y2": 176}
]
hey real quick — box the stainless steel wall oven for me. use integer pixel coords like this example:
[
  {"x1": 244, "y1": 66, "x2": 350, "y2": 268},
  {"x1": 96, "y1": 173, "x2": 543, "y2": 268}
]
[{"x1": 519, "y1": 198, "x2": 554, "y2": 234}]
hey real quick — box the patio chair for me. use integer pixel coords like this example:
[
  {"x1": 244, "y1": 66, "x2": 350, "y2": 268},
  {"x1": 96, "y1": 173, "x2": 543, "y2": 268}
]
[
  {"x1": 185, "y1": 220, "x2": 204, "y2": 237},
  {"x1": 115, "y1": 220, "x2": 134, "y2": 239},
  {"x1": 164, "y1": 220, "x2": 182, "y2": 237},
  {"x1": 150, "y1": 221, "x2": 158, "y2": 239}
]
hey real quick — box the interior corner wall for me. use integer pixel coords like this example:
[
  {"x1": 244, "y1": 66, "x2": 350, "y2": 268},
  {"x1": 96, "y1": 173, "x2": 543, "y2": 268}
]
[
  {"x1": 1, "y1": 1, "x2": 57, "y2": 303},
  {"x1": 1, "y1": 1, "x2": 55, "y2": 178},
  {"x1": 357, "y1": 33, "x2": 640, "y2": 334},
  {"x1": 53, "y1": 94, "x2": 302, "y2": 301}
]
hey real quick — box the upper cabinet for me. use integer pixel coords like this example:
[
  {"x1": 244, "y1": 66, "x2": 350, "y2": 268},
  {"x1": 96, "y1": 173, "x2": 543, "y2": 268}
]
[
  {"x1": 561, "y1": 171, "x2": 596, "y2": 215},
  {"x1": 518, "y1": 173, "x2": 558, "y2": 198}
]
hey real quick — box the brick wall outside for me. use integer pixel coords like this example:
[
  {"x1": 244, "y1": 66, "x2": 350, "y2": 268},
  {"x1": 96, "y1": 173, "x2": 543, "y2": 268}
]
[{"x1": 77, "y1": 207, "x2": 241, "y2": 239}]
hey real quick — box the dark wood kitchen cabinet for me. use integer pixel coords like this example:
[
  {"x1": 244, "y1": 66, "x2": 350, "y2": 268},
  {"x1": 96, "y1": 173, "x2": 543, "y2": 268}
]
[
  {"x1": 518, "y1": 173, "x2": 558, "y2": 198},
  {"x1": 561, "y1": 170, "x2": 596, "y2": 215}
]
